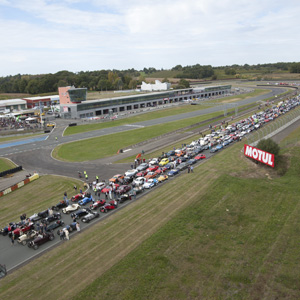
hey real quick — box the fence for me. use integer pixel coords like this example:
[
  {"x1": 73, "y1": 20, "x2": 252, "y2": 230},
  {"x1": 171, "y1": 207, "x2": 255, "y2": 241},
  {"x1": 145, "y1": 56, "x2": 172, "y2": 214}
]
[{"x1": 245, "y1": 106, "x2": 300, "y2": 147}]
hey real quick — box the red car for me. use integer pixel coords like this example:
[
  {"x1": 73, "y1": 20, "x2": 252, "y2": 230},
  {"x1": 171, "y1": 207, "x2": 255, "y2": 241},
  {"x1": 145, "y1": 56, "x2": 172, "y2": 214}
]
[
  {"x1": 102, "y1": 184, "x2": 119, "y2": 194},
  {"x1": 195, "y1": 154, "x2": 206, "y2": 160},
  {"x1": 145, "y1": 172, "x2": 157, "y2": 180},
  {"x1": 160, "y1": 167, "x2": 168, "y2": 173},
  {"x1": 71, "y1": 193, "x2": 85, "y2": 202},
  {"x1": 9, "y1": 223, "x2": 34, "y2": 238},
  {"x1": 90, "y1": 200, "x2": 106, "y2": 210},
  {"x1": 155, "y1": 168, "x2": 163, "y2": 175},
  {"x1": 100, "y1": 200, "x2": 118, "y2": 213},
  {"x1": 146, "y1": 165, "x2": 159, "y2": 172},
  {"x1": 116, "y1": 185, "x2": 131, "y2": 195},
  {"x1": 136, "y1": 170, "x2": 148, "y2": 177}
]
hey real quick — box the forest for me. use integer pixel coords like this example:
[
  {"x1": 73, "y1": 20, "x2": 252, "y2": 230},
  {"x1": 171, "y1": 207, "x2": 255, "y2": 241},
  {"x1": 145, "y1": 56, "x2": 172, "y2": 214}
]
[{"x1": 0, "y1": 62, "x2": 299, "y2": 95}]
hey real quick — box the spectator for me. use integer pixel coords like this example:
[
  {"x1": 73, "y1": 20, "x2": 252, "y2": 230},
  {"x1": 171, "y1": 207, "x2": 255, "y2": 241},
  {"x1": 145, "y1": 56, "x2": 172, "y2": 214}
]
[{"x1": 76, "y1": 222, "x2": 80, "y2": 232}]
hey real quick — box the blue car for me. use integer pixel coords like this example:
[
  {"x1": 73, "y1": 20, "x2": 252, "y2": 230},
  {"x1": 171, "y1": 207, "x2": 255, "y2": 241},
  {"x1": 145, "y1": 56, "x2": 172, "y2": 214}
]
[
  {"x1": 216, "y1": 144, "x2": 223, "y2": 150},
  {"x1": 167, "y1": 169, "x2": 180, "y2": 176},
  {"x1": 78, "y1": 195, "x2": 94, "y2": 206}
]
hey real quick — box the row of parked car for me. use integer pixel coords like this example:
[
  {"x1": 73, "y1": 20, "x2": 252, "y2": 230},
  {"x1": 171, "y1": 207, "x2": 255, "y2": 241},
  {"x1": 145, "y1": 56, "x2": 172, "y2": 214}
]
[{"x1": 2, "y1": 96, "x2": 299, "y2": 250}]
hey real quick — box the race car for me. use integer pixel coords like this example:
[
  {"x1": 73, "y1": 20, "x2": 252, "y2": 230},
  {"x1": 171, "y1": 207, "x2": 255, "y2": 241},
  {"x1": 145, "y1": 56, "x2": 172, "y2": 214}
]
[
  {"x1": 28, "y1": 232, "x2": 55, "y2": 250},
  {"x1": 78, "y1": 194, "x2": 94, "y2": 206},
  {"x1": 62, "y1": 204, "x2": 81, "y2": 214},
  {"x1": 100, "y1": 201, "x2": 118, "y2": 213},
  {"x1": 71, "y1": 193, "x2": 85, "y2": 202},
  {"x1": 81, "y1": 211, "x2": 100, "y2": 223},
  {"x1": 157, "y1": 174, "x2": 168, "y2": 182},
  {"x1": 18, "y1": 230, "x2": 38, "y2": 246},
  {"x1": 90, "y1": 200, "x2": 106, "y2": 210}
]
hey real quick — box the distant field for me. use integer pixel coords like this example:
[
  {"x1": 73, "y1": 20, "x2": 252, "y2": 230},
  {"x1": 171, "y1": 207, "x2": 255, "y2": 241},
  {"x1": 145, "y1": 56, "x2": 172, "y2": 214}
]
[
  {"x1": 1, "y1": 125, "x2": 300, "y2": 299},
  {"x1": 0, "y1": 158, "x2": 16, "y2": 172}
]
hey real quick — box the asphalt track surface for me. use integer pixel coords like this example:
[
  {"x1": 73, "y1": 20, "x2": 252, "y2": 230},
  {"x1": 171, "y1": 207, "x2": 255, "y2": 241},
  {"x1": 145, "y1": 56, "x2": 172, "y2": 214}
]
[{"x1": 0, "y1": 86, "x2": 290, "y2": 272}]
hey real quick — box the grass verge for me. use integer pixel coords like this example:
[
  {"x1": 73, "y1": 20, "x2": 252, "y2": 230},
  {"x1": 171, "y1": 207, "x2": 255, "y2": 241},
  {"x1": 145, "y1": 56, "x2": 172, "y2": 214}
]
[{"x1": 0, "y1": 158, "x2": 16, "y2": 172}]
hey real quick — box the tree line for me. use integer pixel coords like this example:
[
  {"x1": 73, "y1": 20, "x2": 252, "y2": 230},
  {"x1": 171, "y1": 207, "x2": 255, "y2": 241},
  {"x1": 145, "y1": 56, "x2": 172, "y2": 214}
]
[{"x1": 0, "y1": 62, "x2": 299, "y2": 95}]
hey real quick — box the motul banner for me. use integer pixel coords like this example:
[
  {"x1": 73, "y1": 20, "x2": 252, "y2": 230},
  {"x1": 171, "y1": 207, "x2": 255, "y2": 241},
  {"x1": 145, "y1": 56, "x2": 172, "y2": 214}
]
[{"x1": 244, "y1": 144, "x2": 275, "y2": 168}]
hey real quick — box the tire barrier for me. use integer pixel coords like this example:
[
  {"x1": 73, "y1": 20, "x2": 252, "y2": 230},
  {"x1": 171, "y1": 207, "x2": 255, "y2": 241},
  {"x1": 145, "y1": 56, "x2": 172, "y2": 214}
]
[
  {"x1": 0, "y1": 173, "x2": 39, "y2": 197},
  {"x1": 68, "y1": 123, "x2": 77, "y2": 127},
  {"x1": 0, "y1": 166, "x2": 22, "y2": 178},
  {"x1": 44, "y1": 130, "x2": 51, "y2": 133}
]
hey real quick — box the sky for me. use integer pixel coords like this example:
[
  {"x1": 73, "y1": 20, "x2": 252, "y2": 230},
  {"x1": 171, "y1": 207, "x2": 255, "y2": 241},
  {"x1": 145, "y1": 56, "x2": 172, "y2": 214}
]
[{"x1": 0, "y1": 0, "x2": 299, "y2": 76}]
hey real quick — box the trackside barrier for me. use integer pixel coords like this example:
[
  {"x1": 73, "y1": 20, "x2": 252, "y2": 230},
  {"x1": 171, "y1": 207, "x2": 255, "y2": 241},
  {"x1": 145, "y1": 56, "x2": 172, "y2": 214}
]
[
  {"x1": 0, "y1": 173, "x2": 39, "y2": 197},
  {"x1": 68, "y1": 123, "x2": 77, "y2": 127},
  {"x1": 0, "y1": 166, "x2": 23, "y2": 177}
]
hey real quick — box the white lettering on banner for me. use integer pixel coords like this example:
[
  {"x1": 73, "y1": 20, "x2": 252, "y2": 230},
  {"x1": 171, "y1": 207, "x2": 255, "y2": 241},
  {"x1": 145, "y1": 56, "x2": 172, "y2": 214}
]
[
  {"x1": 244, "y1": 144, "x2": 274, "y2": 168},
  {"x1": 268, "y1": 155, "x2": 273, "y2": 166},
  {"x1": 245, "y1": 145, "x2": 252, "y2": 156},
  {"x1": 252, "y1": 148, "x2": 258, "y2": 159}
]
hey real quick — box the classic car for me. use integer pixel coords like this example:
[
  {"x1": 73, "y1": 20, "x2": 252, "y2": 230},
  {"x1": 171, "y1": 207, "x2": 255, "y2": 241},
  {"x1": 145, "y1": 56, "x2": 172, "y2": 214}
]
[
  {"x1": 9, "y1": 223, "x2": 34, "y2": 238},
  {"x1": 167, "y1": 169, "x2": 180, "y2": 176},
  {"x1": 52, "y1": 201, "x2": 68, "y2": 211},
  {"x1": 117, "y1": 194, "x2": 132, "y2": 204},
  {"x1": 133, "y1": 177, "x2": 145, "y2": 187},
  {"x1": 159, "y1": 158, "x2": 169, "y2": 167},
  {"x1": 29, "y1": 210, "x2": 49, "y2": 222},
  {"x1": 70, "y1": 208, "x2": 90, "y2": 220},
  {"x1": 18, "y1": 230, "x2": 37, "y2": 246},
  {"x1": 71, "y1": 193, "x2": 85, "y2": 202},
  {"x1": 195, "y1": 154, "x2": 206, "y2": 160},
  {"x1": 100, "y1": 201, "x2": 118, "y2": 213},
  {"x1": 109, "y1": 174, "x2": 124, "y2": 183},
  {"x1": 146, "y1": 165, "x2": 159, "y2": 172},
  {"x1": 144, "y1": 172, "x2": 157, "y2": 180},
  {"x1": 57, "y1": 222, "x2": 77, "y2": 235},
  {"x1": 78, "y1": 194, "x2": 94, "y2": 206},
  {"x1": 143, "y1": 178, "x2": 158, "y2": 189},
  {"x1": 28, "y1": 232, "x2": 55, "y2": 250},
  {"x1": 41, "y1": 213, "x2": 61, "y2": 224},
  {"x1": 157, "y1": 175, "x2": 168, "y2": 182},
  {"x1": 0, "y1": 222, "x2": 19, "y2": 236},
  {"x1": 116, "y1": 185, "x2": 131, "y2": 195},
  {"x1": 124, "y1": 169, "x2": 138, "y2": 177},
  {"x1": 135, "y1": 171, "x2": 148, "y2": 177},
  {"x1": 46, "y1": 220, "x2": 65, "y2": 232},
  {"x1": 136, "y1": 163, "x2": 148, "y2": 171},
  {"x1": 81, "y1": 211, "x2": 100, "y2": 223},
  {"x1": 90, "y1": 200, "x2": 106, "y2": 210},
  {"x1": 62, "y1": 204, "x2": 81, "y2": 214}
]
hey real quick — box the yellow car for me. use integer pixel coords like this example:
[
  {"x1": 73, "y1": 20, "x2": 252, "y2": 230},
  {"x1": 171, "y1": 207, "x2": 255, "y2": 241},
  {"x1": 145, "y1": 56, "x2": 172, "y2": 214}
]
[
  {"x1": 157, "y1": 175, "x2": 168, "y2": 182},
  {"x1": 47, "y1": 123, "x2": 55, "y2": 127},
  {"x1": 159, "y1": 158, "x2": 169, "y2": 167}
]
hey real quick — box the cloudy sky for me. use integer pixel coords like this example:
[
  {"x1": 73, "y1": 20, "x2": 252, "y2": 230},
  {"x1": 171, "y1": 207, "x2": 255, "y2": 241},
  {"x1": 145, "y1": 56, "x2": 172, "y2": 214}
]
[{"x1": 0, "y1": 0, "x2": 299, "y2": 76}]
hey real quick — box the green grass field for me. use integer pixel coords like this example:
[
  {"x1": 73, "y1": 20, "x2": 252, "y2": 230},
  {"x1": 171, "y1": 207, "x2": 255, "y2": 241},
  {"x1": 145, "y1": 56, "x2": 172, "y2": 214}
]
[
  {"x1": 1, "y1": 126, "x2": 300, "y2": 299},
  {"x1": 0, "y1": 158, "x2": 16, "y2": 172},
  {"x1": 54, "y1": 110, "x2": 230, "y2": 162}
]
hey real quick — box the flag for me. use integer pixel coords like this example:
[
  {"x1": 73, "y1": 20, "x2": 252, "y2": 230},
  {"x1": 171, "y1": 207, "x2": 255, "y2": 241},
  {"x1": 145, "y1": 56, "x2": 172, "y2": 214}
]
[{"x1": 136, "y1": 153, "x2": 142, "y2": 159}]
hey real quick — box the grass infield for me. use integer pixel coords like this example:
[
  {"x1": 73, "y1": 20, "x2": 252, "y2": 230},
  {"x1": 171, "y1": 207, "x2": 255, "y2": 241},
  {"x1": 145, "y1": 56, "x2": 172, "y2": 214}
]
[{"x1": 0, "y1": 158, "x2": 16, "y2": 172}]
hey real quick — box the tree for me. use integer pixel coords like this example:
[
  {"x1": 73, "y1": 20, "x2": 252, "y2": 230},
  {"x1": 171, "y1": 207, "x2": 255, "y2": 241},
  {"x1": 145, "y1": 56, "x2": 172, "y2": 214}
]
[{"x1": 256, "y1": 138, "x2": 280, "y2": 165}]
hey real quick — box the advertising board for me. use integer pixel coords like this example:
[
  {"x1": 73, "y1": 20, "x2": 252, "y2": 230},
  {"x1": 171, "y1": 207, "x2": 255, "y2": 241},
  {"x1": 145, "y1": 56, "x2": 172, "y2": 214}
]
[{"x1": 244, "y1": 144, "x2": 274, "y2": 168}]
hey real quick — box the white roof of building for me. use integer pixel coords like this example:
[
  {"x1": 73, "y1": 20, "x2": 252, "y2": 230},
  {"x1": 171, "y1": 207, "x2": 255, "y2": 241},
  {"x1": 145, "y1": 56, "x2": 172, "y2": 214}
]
[
  {"x1": 0, "y1": 99, "x2": 27, "y2": 106},
  {"x1": 23, "y1": 95, "x2": 59, "y2": 101}
]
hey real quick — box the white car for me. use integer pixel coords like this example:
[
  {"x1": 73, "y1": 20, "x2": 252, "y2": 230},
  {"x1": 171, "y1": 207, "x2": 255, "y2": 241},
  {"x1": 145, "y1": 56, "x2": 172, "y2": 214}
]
[
  {"x1": 133, "y1": 177, "x2": 145, "y2": 186},
  {"x1": 95, "y1": 182, "x2": 106, "y2": 190},
  {"x1": 143, "y1": 179, "x2": 158, "y2": 189},
  {"x1": 62, "y1": 204, "x2": 81, "y2": 214},
  {"x1": 18, "y1": 230, "x2": 37, "y2": 246},
  {"x1": 149, "y1": 158, "x2": 158, "y2": 165},
  {"x1": 125, "y1": 169, "x2": 138, "y2": 177}
]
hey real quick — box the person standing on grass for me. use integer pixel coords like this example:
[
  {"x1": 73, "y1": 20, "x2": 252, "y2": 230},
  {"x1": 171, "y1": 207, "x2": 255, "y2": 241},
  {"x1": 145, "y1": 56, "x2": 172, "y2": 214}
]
[{"x1": 191, "y1": 166, "x2": 194, "y2": 173}]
